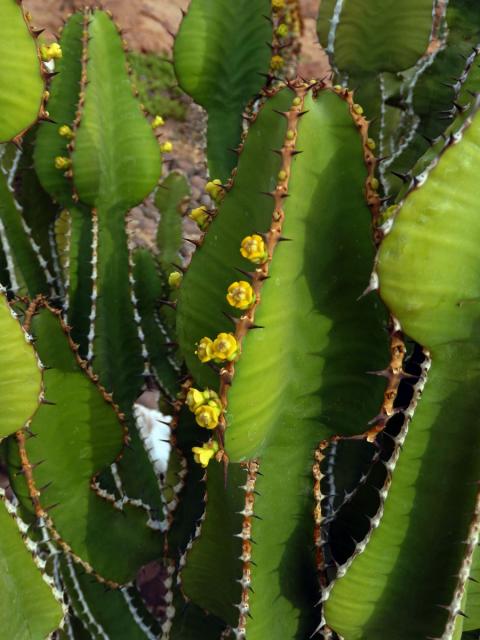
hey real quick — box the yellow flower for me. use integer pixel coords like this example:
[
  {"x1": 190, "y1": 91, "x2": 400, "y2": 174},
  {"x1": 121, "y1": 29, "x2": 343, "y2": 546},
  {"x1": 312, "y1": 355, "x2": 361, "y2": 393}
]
[
  {"x1": 192, "y1": 440, "x2": 219, "y2": 467},
  {"x1": 205, "y1": 179, "x2": 224, "y2": 203},
  {"x1": 59, "y1": 125, "x2": 74, "y2": 139},
  {"x1": 276, "y1": 23, "x2": 288, "y2": 37},
  {"x1": 160, "y1": 141, "x2": 173, "y2": 153},
  {"x1": 189, "y1": 206, "x2": 209, "y2": 230},
  {"x1": 271, "y1": 55, "x2": 284, "y2": 70},
  {"x1": 370, "y1": 177, "x2": 379, "y2": 191},
  {"x1": 168, "y1": 271, "x2": 183, "y2": 288},
  {"x1": 240, "y1": 234, "x2": 267, "y2": 264},
  {"x1": 186, "y1": 388, "x2": 221, "y2": 413},
  {"x1": 54, "y1": 156, "x2": 71, "y2": 170},
  {"x1": 226, "y1": 281, "x2": 255, "y2": 310},
  {"x1": 353, "y1": 103, "x2": 364, "y2": 115},
  {"x1": 211, "y1": 332, "x2": 239, "y2": 361},
  {"x1": 272, "y1": 0, "x2": 285, "y2": 9},
  {"x1": 49, "y1": 43, "x2": 63, "y2": 59},
  {"x1": 196, "y1": 337, "x2": 214, "y2": 363},
  {"x1": 40, "y1": 43, "x2": 62, "y2": 61},
  {"x1": 195, "y1": 404, "x2": 221, "y2": 429},
  {"x1": 151, "y1": 115, "x2": 165, "y2": 128},
  {"x1": 186, "y1": 388, "x2": 206, "y2": 412},
  {"x1": 366, "y1": 137, "x2": 376, "y2": 151}
]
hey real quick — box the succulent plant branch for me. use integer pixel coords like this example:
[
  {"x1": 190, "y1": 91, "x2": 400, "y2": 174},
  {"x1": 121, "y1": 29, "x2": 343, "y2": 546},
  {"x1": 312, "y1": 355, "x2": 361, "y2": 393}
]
[
  {"x1": 2, "y1": 1, "x2": 480, "y2": 638},
  {"x1": 215, "y1": 80, "x2": 309, "y2": 460}
]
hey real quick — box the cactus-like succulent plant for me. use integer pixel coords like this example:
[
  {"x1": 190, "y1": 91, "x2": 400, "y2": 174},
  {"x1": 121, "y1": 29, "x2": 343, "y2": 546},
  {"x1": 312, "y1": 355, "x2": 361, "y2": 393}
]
[{"x1": 2, "y1": 1, "x2": 480, "y2": 638}]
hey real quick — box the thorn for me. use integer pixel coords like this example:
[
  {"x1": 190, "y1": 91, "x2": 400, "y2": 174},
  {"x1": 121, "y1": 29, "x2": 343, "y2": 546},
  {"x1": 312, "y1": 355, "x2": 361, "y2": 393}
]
[
  {"x1": 366, "y1": 369, "x2": 390, "y2": 378},
  {"x1": 182, "y1": 237, "x2": 202, "y2": 248},
  {"x1": 45, "y1": 502, "x2": 60, "y2": 512},
  {"x1": 158, "y1": 299, "x2": 177, "y2": 310},
  {"x1": 390, "y1": 171, "x2": 411, "y2": 184},
  {"x1": 273, "y1": 109, "x2": 288, "y2": 118},
  {"x1": 246, "y1": 321, "x2": 264, "y2": 330},
  {"x1": 420, "y1": 134, "x2": 434, "y2": 145},
  {"x1": 234, "y1": 267, "x2": 254, "y2": 280},
  {"x1": 357, "y1": 272, "x2": 379, "y2": 301},
  {"x1": 222, "y1": 311, "x2": 240, "y2": 326},
  {"x1": 41, "y1": 398, "x2": 56, "y2": 406}
]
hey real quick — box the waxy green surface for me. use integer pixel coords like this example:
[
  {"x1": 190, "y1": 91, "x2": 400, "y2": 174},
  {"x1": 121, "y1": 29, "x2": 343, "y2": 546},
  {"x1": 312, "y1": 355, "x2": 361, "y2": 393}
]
[
  {"x1": 0, "y1": 496, "x2": 63, "y2": 639},
  {"x1": 0, "y1": 293, "x2": 41, "y2": 440},
  {"x1": 0, "y1": 0, "x2": 44, "y2": 142}
]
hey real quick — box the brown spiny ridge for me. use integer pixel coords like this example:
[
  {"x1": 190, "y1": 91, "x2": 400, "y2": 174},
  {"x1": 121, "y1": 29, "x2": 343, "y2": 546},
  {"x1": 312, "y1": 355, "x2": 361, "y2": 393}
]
[
  {"x1": 313, "y1": 446, "x2": 328, "y2": 589},
  {"x1": 216, "y1": 79, "x2": 309, "y2": 458},
  {"x1": 18, "y1": 295, "x2": 130, "y2": 589},
  {"x1": 364, "y1": 326, "x2": 407, "y2": 442},
  {"x1": 232, "y1": 459, "x2": 260, "y2": 640},
  {"x1": 315, "y1": 324, "x2": 408, "y2": 451}
]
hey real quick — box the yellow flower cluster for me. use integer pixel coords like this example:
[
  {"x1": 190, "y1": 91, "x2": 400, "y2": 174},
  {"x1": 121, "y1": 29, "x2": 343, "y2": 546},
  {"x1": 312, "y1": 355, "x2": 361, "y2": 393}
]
[
  {"x1": 276, "y1": 23, "x2": 288, "y2": 38},
  {"x1": 226, "y1": 281, "x2": 255, "y2": 311},
  {"x1": 58, "y1": 125, "x2": 74, "y2": 140},
  {"x1": 186, "y1": 387, "x2": 222, "y2": 430},
  {"x1": 196, "y1": 333, "x2": 239, "y2": 364},
  {"x1": 240, "y1": 234, "x2": 267, "y2": 264},
  {"x1": 189, "y1": 205, "x2": 210, "y2": 230},
  {"x1": 40, "y1": 43, "x2": 62, "y2": 62},
  {"x1": 272, "y1": 0, "x2": 285, "y2": 9},
  {"x1": 168, "y1": 271, "x2": 183, "y2": 288},
  {"x1": 192, "y1": 440, "x2": 219, "y2": 468},
  {"x1": 54, "y1": 156, "x2": 71, "y2": 170},
  {"x1": 205, "y1": 179, "x2": 225, "y2": 203},
  {"x1": 160, "y1": 141, "x2": 173, "y2": 153},
  {"x1": 151, "y1": 115, "x2": 165, "y2": 129},
  {"x1": 271, "y1": 55, "x2": 284, "y2": 70}
]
